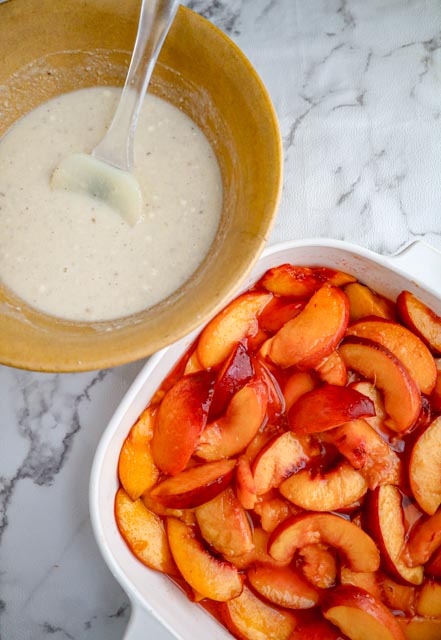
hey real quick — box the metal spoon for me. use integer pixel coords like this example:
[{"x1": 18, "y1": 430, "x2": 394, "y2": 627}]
[{"x1": 51, "y1": 0, "x2": 179, "y2": 226}]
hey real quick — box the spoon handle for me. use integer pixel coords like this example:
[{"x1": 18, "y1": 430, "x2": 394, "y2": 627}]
[{"x1": 93, "y1": 0, "x2": 179, "y2": 171}]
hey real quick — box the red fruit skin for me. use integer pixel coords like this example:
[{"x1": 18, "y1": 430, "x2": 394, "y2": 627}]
[
  {"x1": 288, "y1": 384, "x2": 376, "y2": 434},
  {"x1": 208, "y1": 342, "x2": 254, "y2": 421},
  {"x1": 151, "y1": 371, "x2": 214, "y2": 475}
]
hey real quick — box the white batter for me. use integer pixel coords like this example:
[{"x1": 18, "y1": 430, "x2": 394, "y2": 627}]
[{"x1": 0, "y1": 88, "x2": 222, "y2": 321}]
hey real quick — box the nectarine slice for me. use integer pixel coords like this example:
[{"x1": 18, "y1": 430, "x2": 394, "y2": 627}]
[
  {"x1": 416, "y1": 580, "x2": 441, "y2": 618},
  {"x1": 209, "y1": 341, "x2": 254, "y2": 421},
  {"x1": 407, "y1": 509, "x2": 441, "y2": 565},
  {"x1": 324, "y1": 419, "x2": 402, "y2": 489},
  {"x1": 340, "y1": 567, "x2": 382, "y2": 601},
  {"x1": 340, "y1": 337, "x2": 421, "y2": 432},
  {"x1": 347, "y1": 318, "x2": 436, "y2": 394},
  {"x1": 151, "y1": 371, "x2": 214, "y2": 476},
  {"x1": 397, "y1": 290, "x2": 441, "y2": 354},
  {"x1": 279, "y1": 462, "x2": 368, "y2": 511},
  {"x1": 195, "y1": 487, "x2": 253, "y2": 557},
  {"x1": 283, "y1": 370, "x2": 317, "y2": 412},
  {"x1": 409, "y1": 415, "x2": 441, "y2": 515},
  {"x1": 118, "y1": 407, "x2": 159, "y2": 500},
  {"x1": 224, "y1": 527, "x2": 290, "y2": 571},
  {"x1": 221, "y1": 585, "x2": 298, "y2": 640},
  {"x1": 288, "y1": 384, "x2": 375, "y2": 434},
  {"x1": 150, "y1": 459, "x2": 236, "y2": 509},
  {"x1": 323, "y1": 585, "x2": 406, "y2": 640},
  {"x1": 426, "y1": 546, "x2": 441, "y2": 577},
  {"x1": 197, "y1": 291, "x2": 272, "y2": 369},
  {"x1": 380, "y1": 576, "x2": 416, "y2": 616},
  {"x1": 252, "y1": 431, "x2": 307, "y2": 495},
  {"x1": 258, "y1": 297, "x2": 305, "y2": 333},
  {"x1": 398, "y1": 617, "x2": 441, "y2": 640},
  {"x1": 268, "y1": 285, "x2": 349, "y2": 369},
  {"x1": 253, "y1": 496, "x2": 296, "y2": 533},
  {"x1": 290, "y1": 618, "x2": 346, "y2": 640},
  {"x1": 166, "y1": 517, "x2": 243, "y2": 601},
  {"x1": 300, "y1": 543, "x2": 337, "y2": 589},
  {"x1": 262, "y1": 264, "x2": 355, "y2": 297},
  {"x1": 365, "y1": 484, "x2": 423, "y2": 585},
  {"x1": 268, "y1": 513, "x2": 380, "y2": 572},
  {"x1": 315, "y1": 350, "x2": 348, "y2": 386},
  {"x1": 235, "y1": 455, "x2": 257, "y2": 510},
  {"x1": 115, "y1": 488, "x2": 177, "y2": 574},
  {"x1": 344, "y1": 282, "x2": 396, "y2": 322},
  {"x1": 196, "y1": 377, "x2": 268, "y2": 461},
  {"x1": 247, "y1": 564, "x2": 319, "y2": 609}
]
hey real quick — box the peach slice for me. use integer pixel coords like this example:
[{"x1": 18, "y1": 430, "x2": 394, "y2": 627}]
[
  {"x1": 365, "y1": 484, "x2": 423, "y2": 585},
  {"x1": 346, "y1": 318, "x2": 436, "y2": 394},
  {"x1": 114, "y1": 488, "x2": 177, "y2": 574},
  {"x1": 209, "y1": 341, "x2": 254, "y2": 420},
  {"x1": 196, "y1": 377, "x2": 268, "y2": 461},
  {"x1": 380, "y1": 576, "x2": 416, "y2": 616},
  {"x1": 252, "y1": 432, "x2": 307, "y2": 495},
  {"x1": 197, "y1": 291, "x2": 273, "y2": 369},
  {"x1": 166, "y1": 517, "x2": 243, "y2": 601},
  {"x1": 398, "y1": 617, "x2": 441, "y2": 640},
  {"x1": 300, "y1": 544, "x2": 338, "y2": 589},
  {"x1": 409, "y1": 415, "x2": 441, "y2": 515},
  {"x1": 426, "y1": 546, "x2": 441, "y2": 578},
  {"x1": 279, "y1": 462, "x2": 368, "y2": 512},
  {"x1": 253, "y1": 496, "x2": 296, "y2": 533},
  {"x1": 268, "y1": 513, "x2": 380, "y2": 572},
  {"x1": 150, "y1": 459, "x2": 236, "y2": 509},
  {"x1": 268, "y1": 285, "x2": 349, "y2": 369},
  {"x1": 247, "y1": 564, "x2": 319, "y2": 609},
  {"x1": 224, "y1": 527, "x2": 291, "y2": 571},
  {"x1": 288, "y1": 384, "x2": 375, "y2": 434},
  {"x1": 315, "y1": 350, "x2": 348, "y2": 386},
  {"x1": 261, "y1": 263, "x2": 355, "y2": 297},
  {"x1": 397, "y1": 290, "x2": 441, "y2": 354},
  {"x1": 252, "y1": 358, "x2": 285, "y2": 422},
  {"x1": 344, "y1": 282, "x2": 396, "y2": 322},
  {"x1": 195, "y1": 487, "x2": 253, "y2": 557},
  {"x1": 141, "y1": 493, "x2": 184, "y2": 519},
  {"x1": 323, "y1": 419, "x2": 402, "y2": 489},
  {"x1": 350, "y1": 381, "x2": 389, "y2": 435},
  {"x1": 290, "y1": 619, "x2": 347, "y2": 640},
  {"x1": 235, "y1": 455, "x2": 257, "y2": 510},
  {"x1": 416, "y1": 580, "x2": 441, "y2": 617},
  {"x1": 221, "y1": 585, "x2": 298, "y2": 640},
  {"x1": 322, "y1": 585, "x2": 406, "y2": 640},
  {"x1": 340, "y1": 567, "x2": 381, "y2": 600},
  {"x1": 258, "y1": 297, "x2": 305, "y2": 333},
  {"x1": 283, "y1": 371, "x2": 318, "y2": 412},
  {"x1": 183, "y1": 349, "x2": 204, "y2": 374},
  {"x1": 339, "y1": 337, "x2": 421, "y2": 433},
  {"x1": 430, "y1": 359, "x2": 441, "y2": 411},
  {"x1": 151, "y1": 371, "x2": 214, "y2": 476},
  {"x1": 407, "y1": 509, "x2": 441, "y2": 565},
  {"x1": 118, "y1": 407, "x2": 159, "y2": 500}
]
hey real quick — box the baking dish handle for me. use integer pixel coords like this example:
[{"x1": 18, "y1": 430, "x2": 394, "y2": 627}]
[{"x1": 386, "y1": 240, "x2": 441, "y2": 294}]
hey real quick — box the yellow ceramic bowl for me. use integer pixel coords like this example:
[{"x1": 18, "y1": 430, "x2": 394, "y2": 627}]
[{"x1": 0, "y1": 1, "x2": 282, "y2": 372}]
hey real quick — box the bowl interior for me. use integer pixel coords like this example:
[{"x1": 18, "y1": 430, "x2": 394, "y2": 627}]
[
  {"x1": 0, "y1": 0, "x2": 281, "y2": 372},
  {"x1": 90, "y1": 240, "x2": 441, "y2": 640}
]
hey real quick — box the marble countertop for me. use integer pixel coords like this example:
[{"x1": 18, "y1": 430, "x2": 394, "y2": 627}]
[{"x1": 2, "y1": 1, "x2": 441, "y2": 638}]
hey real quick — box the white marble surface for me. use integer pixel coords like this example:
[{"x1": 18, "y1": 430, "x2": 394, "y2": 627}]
[{"x1": 1, "y1": 1, "x2": 441, "y2": 639}]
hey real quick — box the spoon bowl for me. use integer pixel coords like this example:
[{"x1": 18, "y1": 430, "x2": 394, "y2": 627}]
[{"x1": 51, "y1": 0, "x2": 179, "y2": 226}]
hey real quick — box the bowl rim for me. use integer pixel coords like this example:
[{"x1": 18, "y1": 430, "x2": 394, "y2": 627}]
[{"x1": 0, "y1": 4, "x2": 283, "y2": 373}]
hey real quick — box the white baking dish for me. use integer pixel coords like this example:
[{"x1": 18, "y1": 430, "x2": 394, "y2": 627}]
[{"x1": 89, "y1": 238, "x2": 441, "y2": 640}]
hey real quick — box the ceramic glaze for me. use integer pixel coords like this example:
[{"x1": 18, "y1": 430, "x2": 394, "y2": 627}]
[{"x1": 0, "y1": 87, "x2": 222, "y2": 321}]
